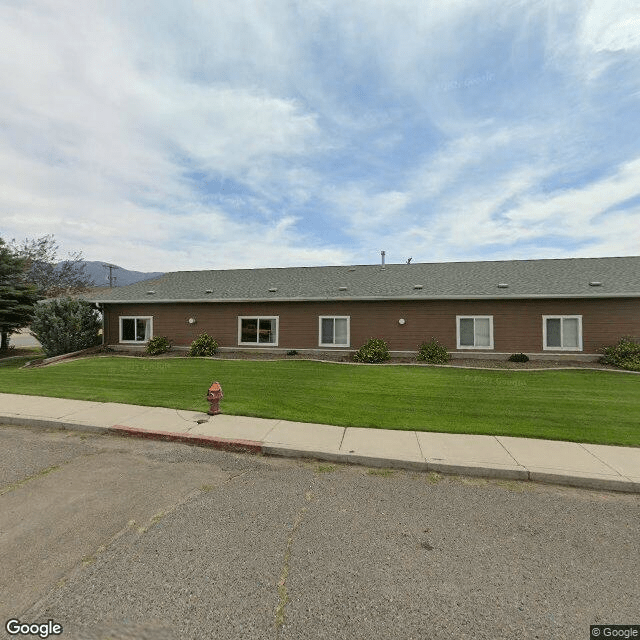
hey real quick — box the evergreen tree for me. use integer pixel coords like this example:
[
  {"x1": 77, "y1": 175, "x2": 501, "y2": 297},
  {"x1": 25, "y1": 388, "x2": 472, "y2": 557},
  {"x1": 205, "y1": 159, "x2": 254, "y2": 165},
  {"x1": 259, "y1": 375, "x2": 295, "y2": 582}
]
[
  {"x1": 0, "y1": 238, "x2": 40, "y2": 351},
  {"x1": 30, "y1": 297, "x2": 101, "y2": 357}
]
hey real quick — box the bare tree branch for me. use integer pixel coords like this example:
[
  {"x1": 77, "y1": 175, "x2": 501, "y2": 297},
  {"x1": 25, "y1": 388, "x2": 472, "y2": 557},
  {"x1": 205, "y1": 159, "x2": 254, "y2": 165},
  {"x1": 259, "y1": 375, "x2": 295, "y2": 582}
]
[{"x1": 10, "y1": 234, "x2": 94, "y2": 298}]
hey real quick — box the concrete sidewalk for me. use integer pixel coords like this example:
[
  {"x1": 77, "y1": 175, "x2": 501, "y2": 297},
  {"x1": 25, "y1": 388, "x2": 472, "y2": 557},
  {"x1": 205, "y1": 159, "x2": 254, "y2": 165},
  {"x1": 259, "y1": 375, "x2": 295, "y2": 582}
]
[{"x1": 1, "y1": 392, "x2": 638, "y2": 493}]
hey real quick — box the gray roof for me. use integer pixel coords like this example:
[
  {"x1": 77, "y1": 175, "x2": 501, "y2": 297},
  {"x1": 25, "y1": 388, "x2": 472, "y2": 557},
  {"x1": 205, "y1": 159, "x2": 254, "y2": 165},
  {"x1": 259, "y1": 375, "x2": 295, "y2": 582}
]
[{"x1": 89, "y1": 256, "x2": 640, "y2": 304}]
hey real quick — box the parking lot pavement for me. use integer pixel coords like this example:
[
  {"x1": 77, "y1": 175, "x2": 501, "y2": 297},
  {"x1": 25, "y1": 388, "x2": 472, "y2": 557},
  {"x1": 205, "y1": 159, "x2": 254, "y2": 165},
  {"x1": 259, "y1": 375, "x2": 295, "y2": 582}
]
[{"x1": 2, "y1": 423, "x2": 639, "y2": 640}]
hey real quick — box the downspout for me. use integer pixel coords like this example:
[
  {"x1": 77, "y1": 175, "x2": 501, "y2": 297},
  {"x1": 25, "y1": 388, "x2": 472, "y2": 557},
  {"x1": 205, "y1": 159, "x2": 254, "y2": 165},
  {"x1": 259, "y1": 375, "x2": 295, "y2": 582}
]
[{"x1": 97, "y1": 304, "x2": 105, "y2": 346}]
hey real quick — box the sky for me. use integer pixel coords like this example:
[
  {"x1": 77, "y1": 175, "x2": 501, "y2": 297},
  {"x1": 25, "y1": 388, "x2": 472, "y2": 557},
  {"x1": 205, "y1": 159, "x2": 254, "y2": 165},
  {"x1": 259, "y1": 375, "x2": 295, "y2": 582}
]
[{"x1": 1, "y1": 0, "x2": 640, "y2": 273}]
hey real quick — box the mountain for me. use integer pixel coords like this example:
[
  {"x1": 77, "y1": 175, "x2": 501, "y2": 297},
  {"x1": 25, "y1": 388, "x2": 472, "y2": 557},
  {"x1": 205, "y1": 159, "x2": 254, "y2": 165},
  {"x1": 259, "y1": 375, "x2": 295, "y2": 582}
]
[{"x1": 79, "y1": 261, "x2": 165, "y2": 287}]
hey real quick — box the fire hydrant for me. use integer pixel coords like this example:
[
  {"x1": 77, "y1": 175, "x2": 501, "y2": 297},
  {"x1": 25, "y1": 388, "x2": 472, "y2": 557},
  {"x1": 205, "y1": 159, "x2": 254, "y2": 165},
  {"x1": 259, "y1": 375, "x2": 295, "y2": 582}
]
[{"x1": 206, "y1": 381, "x2": 223, "y2": 415}]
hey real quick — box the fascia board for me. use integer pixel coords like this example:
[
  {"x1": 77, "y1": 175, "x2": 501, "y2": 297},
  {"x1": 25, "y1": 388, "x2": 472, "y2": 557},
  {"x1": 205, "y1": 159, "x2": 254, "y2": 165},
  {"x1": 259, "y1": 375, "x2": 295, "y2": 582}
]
[{"x1": 90, "y1": 292, "x2": 640, "y2": 304}]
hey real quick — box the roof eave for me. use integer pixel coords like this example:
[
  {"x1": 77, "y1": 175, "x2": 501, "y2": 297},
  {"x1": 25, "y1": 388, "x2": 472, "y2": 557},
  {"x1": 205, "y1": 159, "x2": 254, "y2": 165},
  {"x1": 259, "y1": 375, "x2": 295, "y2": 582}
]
[{"x1": 90, "y1": 292, "x2": 640, "y2": 304}]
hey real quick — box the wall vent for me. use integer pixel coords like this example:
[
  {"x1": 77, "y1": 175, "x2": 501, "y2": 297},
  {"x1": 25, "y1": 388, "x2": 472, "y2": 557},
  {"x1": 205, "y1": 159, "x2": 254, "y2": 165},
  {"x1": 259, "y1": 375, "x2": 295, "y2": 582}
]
[
  {"x1": 497, "y1": 283, "x2": 509, "y2": 288},
  {"x1": 268, "y1": 287, "x2": 278, "y2": 292},
  {"x1": 413, "y1": 284, "x2": 423, "y2": 290},
  {"x1": 205, "y1": 289, "x2": 213, "y2": 294}
]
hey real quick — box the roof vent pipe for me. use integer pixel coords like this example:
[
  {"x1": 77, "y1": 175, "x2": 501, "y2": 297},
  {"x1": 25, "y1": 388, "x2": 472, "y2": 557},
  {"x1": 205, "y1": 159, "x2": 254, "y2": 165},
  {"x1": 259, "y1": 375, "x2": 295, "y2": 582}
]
[{"x1": 381, "y1": 250, "x2": 386, "y2": 269}]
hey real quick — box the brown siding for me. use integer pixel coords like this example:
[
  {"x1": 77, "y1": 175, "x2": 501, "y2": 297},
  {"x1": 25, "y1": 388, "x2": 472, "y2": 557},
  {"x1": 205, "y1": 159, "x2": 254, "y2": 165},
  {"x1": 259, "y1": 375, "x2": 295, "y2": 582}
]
[{"x1": 102, "y1": 298, "x2": 640, "y2": 354}]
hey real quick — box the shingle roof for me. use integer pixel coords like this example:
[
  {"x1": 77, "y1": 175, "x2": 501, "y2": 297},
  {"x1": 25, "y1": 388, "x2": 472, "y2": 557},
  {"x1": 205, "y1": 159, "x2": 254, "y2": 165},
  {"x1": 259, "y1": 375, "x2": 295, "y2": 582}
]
[{"x1": 89, "y1": 256, "x2": 640, "y2": 303}]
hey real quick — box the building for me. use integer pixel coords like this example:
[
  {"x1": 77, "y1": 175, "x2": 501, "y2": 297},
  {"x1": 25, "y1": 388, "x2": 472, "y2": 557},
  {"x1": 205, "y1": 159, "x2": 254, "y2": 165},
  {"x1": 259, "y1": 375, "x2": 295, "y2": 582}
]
[{"x1": 91, "y1": 256, "x2": 640, "y2": 360}]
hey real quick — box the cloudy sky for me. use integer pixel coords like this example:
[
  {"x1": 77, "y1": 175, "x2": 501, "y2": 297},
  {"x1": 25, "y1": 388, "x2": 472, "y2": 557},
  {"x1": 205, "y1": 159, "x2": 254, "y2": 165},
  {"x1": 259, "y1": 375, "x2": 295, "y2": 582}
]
[{"x1": 1, "y1": 0, "x2": 639, "y2": 273}]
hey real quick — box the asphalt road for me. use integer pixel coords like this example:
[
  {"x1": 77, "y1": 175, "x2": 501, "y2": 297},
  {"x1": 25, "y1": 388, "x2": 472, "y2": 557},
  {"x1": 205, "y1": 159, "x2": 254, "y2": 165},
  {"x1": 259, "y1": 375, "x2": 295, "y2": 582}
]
[
  {"x1": 1, "y1": 424, "x2": 638, "y2": 640},
  {"x1": 8, "y1": 331, "x2": 40, "y2": 348}
]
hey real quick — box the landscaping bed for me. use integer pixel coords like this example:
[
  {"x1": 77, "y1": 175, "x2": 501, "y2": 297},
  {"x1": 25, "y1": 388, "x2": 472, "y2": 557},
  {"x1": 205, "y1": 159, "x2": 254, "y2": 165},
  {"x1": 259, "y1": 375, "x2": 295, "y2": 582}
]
[
  {"x1": 84, "y1": 347, "x2": 621, "y2": 370},
  {"x1": 202, "y1": 353, "x2": 617, "y2": 370}
]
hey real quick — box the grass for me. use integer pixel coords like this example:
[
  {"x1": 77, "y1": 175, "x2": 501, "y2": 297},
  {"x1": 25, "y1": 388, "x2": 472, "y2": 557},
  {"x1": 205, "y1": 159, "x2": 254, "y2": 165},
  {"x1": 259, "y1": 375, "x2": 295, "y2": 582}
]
[
  {"x1": 367, "y1": 468, "x2": 396, "y2": 477},
  {"x1": 315, "y1": 464, "x2": 337, "y2": 473},
  {"x1": 0, "y1": 356, "x2": 639, "y2": 446}
]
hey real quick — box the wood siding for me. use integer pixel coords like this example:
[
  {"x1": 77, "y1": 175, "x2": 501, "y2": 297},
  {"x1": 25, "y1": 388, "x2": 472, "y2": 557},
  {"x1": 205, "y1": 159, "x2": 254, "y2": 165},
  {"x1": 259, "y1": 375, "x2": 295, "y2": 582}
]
[{"x1": 102, "y1": 298, "x2": 640, "y2": 354}]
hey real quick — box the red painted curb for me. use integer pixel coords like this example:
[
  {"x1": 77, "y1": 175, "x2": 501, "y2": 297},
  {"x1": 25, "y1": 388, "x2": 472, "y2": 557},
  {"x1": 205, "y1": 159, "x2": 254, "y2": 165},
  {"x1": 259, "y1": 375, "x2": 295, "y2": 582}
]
[{"x1": 111, "y1": 425, "x2": 264, "y2": 454}]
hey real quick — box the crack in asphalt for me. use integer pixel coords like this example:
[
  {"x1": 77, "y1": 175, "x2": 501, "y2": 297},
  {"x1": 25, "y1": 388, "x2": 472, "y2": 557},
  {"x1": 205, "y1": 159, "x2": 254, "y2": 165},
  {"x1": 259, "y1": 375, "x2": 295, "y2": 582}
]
[
  {"x1": 0, "y1": 451, "x2": 102, "y2": 497},
  {"x1": 274, "y1": 489, "x2": 313, "y2": 635},
  {"x1": 22, "y1": 462, "x2": 251, "y2": 623}
]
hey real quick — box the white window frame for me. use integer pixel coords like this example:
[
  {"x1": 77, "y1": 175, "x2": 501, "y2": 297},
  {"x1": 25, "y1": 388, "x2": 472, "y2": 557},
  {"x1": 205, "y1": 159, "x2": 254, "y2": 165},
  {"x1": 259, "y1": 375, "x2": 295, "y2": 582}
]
[
  {"x1": 318, "y1": 316, "x2": 350, "y2": 347},
  {"x1": 542, "y1": 315, "x2": 583, "y2": 351},
  {"x1": 238, "y1": 316, "x2": 279, "y2": 346},
  {"x1": 456, "y1": 316, "x2": 494, "y2": 349},
  {"x1": 119, "y1": 316, "x2": 153, "y2": 343}
]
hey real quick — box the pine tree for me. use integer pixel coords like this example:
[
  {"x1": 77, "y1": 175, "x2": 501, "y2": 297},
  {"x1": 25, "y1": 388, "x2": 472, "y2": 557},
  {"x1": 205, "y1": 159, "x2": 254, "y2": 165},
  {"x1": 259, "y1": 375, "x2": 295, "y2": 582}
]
[{"x1": 0, "y1": 238, "x2": 40, "y2": 351}]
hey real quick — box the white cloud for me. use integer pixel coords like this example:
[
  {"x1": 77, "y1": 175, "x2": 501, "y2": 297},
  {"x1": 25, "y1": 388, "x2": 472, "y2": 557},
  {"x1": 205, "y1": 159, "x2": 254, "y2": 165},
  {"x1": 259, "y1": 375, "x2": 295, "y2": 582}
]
[
  {"x1": 144, "y1": 82, "x2": 321, "y2": 173},
  {"x1": 1, "y1": 0, "x2": 639, "y2": 271},
  {"x1": 580, "y1": 1, "x2": 640, "y2": 52},
  {"x1": 324, "y1": 185, "x2": 411, "y2": 242},
  {"x1": 507, "y1": 158, "x2": 640, "y2": 227},
  {"x1": 407, "y1": 126, "x2": 536, "y2": 201},
  {"x1": 0, "y1": 0, "x2": 331, "y2": 269},
  {"x1": 430, "y1": 157, "x2": 640, "y2": 258}
]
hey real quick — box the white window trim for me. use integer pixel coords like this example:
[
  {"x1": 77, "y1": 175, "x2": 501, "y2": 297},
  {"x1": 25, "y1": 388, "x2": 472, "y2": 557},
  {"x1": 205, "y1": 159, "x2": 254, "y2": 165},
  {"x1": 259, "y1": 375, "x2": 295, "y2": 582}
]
[
  {"x1": 119, "y1": 316, "x2": 153, "y2": 343},
  {"x1": 456, "y1": 315, "x2": 494, "y2": 350},
  {"x1": 318, "y1": 316, "x2": 351, "y2": 347},
  {"x1": 542, "y1": 315, "x2": 583, "y2": 351},
  {"x1": 237, "y1": 316, "x2": 279, "y2": 346}
]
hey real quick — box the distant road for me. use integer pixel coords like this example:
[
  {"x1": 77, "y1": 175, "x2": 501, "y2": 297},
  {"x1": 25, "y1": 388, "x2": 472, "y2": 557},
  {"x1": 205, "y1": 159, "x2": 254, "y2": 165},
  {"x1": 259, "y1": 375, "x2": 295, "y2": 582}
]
[{"x1": 10, "y1": 329, "x2": 40, "y2": 348}]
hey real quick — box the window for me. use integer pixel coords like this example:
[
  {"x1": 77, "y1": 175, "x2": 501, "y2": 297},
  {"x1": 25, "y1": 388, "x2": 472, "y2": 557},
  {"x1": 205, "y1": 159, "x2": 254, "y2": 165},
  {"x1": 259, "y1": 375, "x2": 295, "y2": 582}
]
[
  {"x1": 456, "y1": 316, "x2": 493, "y2": 349},
  {"x1": 238, "y1": 317, "x2": 279, "y2": 345},
  {"x1": 319, "y1": 316, "x2": 350, "y2": 347},
  {"x1": 543, "y1": 316, "x2": 582, "y2": 351},
  {"x1": 119, "y1": 316, "x2": 152, "y2": 343}
]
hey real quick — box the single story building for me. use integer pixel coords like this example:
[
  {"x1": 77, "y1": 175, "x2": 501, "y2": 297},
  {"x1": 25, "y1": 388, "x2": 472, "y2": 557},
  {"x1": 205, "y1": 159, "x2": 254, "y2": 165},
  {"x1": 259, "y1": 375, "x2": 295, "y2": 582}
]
[{"x1": 90, "y1": 256, "x2": 640, "y2": 360}]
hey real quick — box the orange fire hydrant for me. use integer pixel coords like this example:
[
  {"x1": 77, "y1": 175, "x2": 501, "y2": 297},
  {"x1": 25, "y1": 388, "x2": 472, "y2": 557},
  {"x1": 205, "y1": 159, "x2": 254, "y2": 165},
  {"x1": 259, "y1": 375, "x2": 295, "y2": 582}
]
[{"x1": 206, "y1": 381, "x2": 223, "y2": 415}]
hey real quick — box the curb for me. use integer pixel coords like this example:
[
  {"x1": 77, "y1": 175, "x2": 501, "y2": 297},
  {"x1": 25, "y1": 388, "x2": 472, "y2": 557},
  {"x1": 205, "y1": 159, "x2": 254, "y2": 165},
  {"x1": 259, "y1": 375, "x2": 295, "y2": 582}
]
[
  {"x1": 262, "y1": 446, "x2": 638, "y2": 492},
  {"x1": 0, "y1": 415, "x2": 110, "y2": 434},
  {"x1": 263, "y1": 446, "x2": 639, "y2": 493},
  {"x1": 111, "y1": 425, "x2": 264, "y2": 454},
  {"x1": 527, "y1": 469, "x2": 638, "y2": 493},
  {"x1": 2, "y1": 418, "x2": 638, "y2": 494}
]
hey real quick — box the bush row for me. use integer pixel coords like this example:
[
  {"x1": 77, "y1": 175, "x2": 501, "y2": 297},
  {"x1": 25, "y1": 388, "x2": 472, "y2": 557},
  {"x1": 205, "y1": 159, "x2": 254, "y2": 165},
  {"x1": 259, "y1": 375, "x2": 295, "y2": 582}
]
[
  {"x1": 145, "y1": 333, "x2": 640, "y2": 370},
  {"x1": 145, "y1": 333, "x2": 219, "y2": 357}
]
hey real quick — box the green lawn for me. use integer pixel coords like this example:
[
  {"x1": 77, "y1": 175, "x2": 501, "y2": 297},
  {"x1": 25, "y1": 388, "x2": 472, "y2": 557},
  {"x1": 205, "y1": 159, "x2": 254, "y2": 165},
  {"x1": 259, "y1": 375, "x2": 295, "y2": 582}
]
[{"x1": 0, "y1": 356, "x2": 639, "y2": 446}]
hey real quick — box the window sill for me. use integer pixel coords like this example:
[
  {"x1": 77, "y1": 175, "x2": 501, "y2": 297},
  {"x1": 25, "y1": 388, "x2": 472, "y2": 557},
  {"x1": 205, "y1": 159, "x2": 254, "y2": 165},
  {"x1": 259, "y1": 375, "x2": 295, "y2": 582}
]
[
  {"x1": 456, "y1": 346, "x2": 495, "y2": 350},
  {"x1": 237, "y1": 343, "x2": 279, "y2": 347}
]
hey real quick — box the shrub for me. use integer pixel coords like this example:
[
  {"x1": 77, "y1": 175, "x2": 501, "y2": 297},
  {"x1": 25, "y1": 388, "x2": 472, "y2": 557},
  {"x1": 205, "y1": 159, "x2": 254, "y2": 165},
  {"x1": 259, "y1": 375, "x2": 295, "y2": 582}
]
[
  {"x1": 353, "y1": 338, "x2": 390, "y2": 363},
  {"x1": 146, "y1": 336, "x2": 172, "y2": 356},
  {"x1": 286, "y1": 350, "x2": 298, "y2": 356},
  {"x1": 600, "y1": 337, "x2": 640, "y2": 371},
  {"x1": 30, "y1": 297, "x2": 101, "y2": 357},
  {"x1": 508, "y1": 353, "x2": 530, "y2": 363},
  {"x1": 417, "y1": 338, "x2": 450, "y2": 364},
  {"x1": 188, "y1": 333, "x2": 219, "y2": 357}
]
